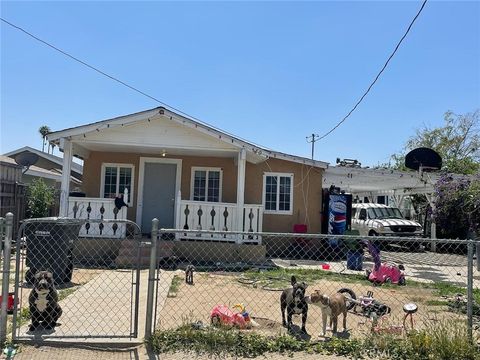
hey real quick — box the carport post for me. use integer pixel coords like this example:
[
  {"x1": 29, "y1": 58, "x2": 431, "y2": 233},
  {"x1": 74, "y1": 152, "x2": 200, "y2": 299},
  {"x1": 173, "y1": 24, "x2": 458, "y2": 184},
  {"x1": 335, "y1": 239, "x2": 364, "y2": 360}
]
[
  {"x1": 0, "y1": 213, "x2": 13, "y2": 345},
  {"x1": 467, "y1": 240, "x2": 474, "y2": 343},
  {"x1": 145, "y1": 218, "x2": 159, "y2": 339}
]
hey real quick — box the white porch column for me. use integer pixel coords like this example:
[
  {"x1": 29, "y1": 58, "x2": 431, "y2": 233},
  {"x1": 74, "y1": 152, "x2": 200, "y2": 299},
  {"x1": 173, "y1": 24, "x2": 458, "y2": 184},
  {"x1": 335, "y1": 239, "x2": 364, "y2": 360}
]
[
  {"x1": 175, "y1": 190, "x2": 182, "y2": 230},
  {"x1": 236, "y1": 149, "x2": 247, "y2": 237},
  {"x1": 59, "y1": 138, "x2": 73, "y2": 217}
]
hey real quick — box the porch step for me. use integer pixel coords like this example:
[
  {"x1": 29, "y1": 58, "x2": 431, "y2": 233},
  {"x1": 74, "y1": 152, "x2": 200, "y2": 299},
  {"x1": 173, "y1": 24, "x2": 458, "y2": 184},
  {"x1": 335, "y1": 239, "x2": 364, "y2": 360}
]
[{"x1": 115, "y1": 240, "x2": 175, "y2": 267}]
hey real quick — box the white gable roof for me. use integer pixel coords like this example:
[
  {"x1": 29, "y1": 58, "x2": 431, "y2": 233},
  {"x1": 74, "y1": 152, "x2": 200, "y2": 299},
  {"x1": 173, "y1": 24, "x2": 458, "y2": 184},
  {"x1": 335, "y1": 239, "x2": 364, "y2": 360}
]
[{"x1": 47, "y1": 107, "x2": 328, "y2": 168}]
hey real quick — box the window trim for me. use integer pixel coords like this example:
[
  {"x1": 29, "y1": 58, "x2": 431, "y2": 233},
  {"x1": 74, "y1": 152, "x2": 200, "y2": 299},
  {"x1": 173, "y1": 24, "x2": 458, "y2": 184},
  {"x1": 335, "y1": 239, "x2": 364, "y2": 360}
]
[
  {"x1": 100, "y1": 163, "x2": 135, "y2": 206},
  {"x1": 262, "y1": 172, "x2": 294, "y2": 215},
  {"x1": 190, "y1": 167, "x2": 223, "y2": 202}
]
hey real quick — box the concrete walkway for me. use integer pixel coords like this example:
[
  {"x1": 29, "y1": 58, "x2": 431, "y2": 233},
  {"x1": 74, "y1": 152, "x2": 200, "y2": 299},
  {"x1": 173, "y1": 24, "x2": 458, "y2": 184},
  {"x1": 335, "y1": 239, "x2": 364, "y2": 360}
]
[{"x1": 17, "y1": 269, "x2": 176, "y2": 343}]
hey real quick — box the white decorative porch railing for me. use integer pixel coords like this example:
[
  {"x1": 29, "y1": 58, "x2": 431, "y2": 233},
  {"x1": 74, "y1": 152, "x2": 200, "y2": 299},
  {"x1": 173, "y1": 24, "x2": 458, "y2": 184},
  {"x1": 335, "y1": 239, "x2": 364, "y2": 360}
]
[
  {"x1": 175, "y1": 197, "x2": 263, "y2": 243},
  {"x1": 67, "y1": 197, "x2": 128, "y2": 238}
]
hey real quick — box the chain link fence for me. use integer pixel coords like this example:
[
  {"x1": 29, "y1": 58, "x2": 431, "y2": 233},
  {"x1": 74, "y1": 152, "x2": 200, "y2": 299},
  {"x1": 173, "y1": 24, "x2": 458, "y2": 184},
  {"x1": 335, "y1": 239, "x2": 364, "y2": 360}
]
[
  {"x1": 149, "y1": 228, "x2": 479, "y2": 342},
  {"x1": 1, "y1": 216, "x2": 479, "y2": 350},
  {"x1": 10, "y1": 218, "x2": 143, "y2": 340}
]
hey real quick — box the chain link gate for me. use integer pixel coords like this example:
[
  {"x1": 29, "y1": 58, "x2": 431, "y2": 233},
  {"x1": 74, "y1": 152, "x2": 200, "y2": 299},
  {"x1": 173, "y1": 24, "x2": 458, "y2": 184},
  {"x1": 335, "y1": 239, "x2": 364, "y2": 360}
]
[{"x1": 11, "y1": 218, "x2": 143, "y2": 341}]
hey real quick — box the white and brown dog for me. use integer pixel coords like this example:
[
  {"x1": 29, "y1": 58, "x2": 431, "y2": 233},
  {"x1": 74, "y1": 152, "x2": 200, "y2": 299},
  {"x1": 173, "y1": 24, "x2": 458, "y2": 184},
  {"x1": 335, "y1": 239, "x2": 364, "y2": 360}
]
[{"x1": 308, "y1": 290, "x2": 347, "y2": 337}]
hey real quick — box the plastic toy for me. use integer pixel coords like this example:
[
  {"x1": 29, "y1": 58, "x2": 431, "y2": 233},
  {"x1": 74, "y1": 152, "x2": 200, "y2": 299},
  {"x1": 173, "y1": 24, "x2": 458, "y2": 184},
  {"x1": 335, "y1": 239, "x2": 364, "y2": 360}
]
[
  {"x1": 402, "y1": 303, "x2": 418, "y2": 330},
  {"x1": 338, "y1": 289, "x2": 391, "y2": 318},
  {"x1": 364, "y1": 240, "x2": 406, "y2": 285},
  {"x1": 370, "y1": 316, "x2": 404, "y2": 335},
  {"x1": 210, "y1": 303, "x2": 256, "y2": 329}
]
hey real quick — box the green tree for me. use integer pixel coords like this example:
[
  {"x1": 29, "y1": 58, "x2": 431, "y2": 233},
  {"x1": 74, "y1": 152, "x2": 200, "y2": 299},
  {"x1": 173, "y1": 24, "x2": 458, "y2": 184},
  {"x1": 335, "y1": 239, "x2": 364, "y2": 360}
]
[
  {"x1": 38, "y1": 125, "x2": 51, "y2": 152},
  {"x1": 26, "y1": 178, "x2": 55, "y2": 218},
  {"x1": 387, "y1": 110, "x2": 480, "y2": 175}
]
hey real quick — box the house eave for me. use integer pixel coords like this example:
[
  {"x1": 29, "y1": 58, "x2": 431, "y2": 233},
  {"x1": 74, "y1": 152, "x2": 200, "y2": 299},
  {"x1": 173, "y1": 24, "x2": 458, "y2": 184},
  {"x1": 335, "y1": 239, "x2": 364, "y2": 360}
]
[{"x1": 47, "y1": 106, "x2": 329, "y2": 169}]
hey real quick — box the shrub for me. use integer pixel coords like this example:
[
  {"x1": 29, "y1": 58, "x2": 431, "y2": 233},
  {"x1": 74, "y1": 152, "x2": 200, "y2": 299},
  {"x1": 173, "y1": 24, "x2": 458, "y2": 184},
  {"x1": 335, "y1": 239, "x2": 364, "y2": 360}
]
[{"x1": 26, "y1": 178, "x2": 55, "y2": 218}]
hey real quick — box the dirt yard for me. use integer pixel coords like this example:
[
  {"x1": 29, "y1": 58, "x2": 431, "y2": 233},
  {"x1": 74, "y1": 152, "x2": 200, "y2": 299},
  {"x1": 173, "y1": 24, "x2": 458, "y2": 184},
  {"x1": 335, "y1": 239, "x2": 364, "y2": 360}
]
[{"x1": 159, "y1": 270, "x2": 463, "y2": 339}]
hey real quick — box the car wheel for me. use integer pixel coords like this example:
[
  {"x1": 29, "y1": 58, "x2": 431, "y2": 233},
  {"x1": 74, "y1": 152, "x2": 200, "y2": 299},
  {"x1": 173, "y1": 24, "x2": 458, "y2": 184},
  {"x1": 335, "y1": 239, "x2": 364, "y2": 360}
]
[
  {"x1": 398, "y1": 276, "x2": 406, "y2": 286},
  {"x1": 407, "y1": 241, "x2": 422, "y2": 252}
]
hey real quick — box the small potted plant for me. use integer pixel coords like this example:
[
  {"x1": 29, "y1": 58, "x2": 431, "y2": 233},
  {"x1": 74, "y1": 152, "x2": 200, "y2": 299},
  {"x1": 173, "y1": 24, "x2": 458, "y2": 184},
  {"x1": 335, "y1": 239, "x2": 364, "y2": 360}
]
[{"x1": 344, "y1": 229, "x2": 364, "y2": 271}]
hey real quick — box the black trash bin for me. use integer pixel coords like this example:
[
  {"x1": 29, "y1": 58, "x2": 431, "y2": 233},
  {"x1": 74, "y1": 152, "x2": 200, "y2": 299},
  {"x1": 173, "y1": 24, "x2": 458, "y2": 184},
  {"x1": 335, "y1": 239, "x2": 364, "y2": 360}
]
[{"x1": 24, "y1": 218, "x2": 82, "y2": 285}]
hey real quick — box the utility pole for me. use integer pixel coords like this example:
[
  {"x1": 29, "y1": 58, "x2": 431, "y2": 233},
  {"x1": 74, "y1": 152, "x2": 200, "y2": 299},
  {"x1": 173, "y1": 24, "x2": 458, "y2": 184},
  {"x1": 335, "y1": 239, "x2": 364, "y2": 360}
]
[{"x1": 306, "y1": 133, "x2": 320, "y2": 160}]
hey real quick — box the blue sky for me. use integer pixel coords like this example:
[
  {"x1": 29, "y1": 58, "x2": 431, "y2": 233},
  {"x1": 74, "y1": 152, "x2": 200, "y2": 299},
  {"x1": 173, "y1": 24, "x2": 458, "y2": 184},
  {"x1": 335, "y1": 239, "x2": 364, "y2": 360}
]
[{"x1": 1, "y1": 1, "x2": 479, "y2": 166}]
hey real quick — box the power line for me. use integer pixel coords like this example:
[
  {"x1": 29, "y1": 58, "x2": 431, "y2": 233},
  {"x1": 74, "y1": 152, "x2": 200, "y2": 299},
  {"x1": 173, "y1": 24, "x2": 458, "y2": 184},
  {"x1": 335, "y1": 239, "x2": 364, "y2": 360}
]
[
  {"x1": 0, "y1": 17, "x2": 269, "y2": 149},
  {"x1": 317, "y1": 0, "x2": 428, "y2": 141}
]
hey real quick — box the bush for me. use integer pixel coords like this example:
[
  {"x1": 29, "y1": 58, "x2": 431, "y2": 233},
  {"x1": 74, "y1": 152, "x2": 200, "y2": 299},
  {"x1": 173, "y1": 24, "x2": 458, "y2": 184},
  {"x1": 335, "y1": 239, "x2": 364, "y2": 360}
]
[
  {"x1": 26, "y1": 178, "x2": 55, "y2": 218},
  {"x1": 434, "y1": 174, "x2": 480, "y2": 239}
]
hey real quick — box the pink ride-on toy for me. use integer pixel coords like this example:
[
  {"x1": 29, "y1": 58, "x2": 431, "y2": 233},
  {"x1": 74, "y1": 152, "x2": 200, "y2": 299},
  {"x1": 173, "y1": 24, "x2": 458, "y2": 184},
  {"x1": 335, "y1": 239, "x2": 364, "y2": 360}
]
[
  {"x1": 210, "y1": 304, "x2": 255, "y2": 329},
  {"x1": 364, "y1": 240, "x2": 406, "y2": 285}
]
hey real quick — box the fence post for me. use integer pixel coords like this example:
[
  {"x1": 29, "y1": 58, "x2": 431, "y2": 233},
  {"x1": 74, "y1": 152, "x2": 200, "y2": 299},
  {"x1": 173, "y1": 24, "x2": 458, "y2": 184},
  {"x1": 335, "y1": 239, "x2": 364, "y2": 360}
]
[
  {"x1": 476, "y1": 235, "x2": 480, "y2": 272},
  {"x1": 0, "y1": 213, "x2": 14, "y2": 345},
  {"x1": 467, "y1": 239, "x2": 474, "y2": 343},
  {"x1": 145, "y1": 218, "x2": 159, "y2": 339}
]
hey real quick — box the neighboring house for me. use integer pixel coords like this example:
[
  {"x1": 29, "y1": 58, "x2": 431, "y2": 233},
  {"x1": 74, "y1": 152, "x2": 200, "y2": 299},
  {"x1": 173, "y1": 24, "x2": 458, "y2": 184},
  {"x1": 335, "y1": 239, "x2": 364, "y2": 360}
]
[
  {"x1": 0, "y1": 155, "x2": 80, "y2": 224},
  {"x1": 47, "y1": 107, "x2": 328, "y2": 241},
  {"x1": 4, "y1": 146, "x2": 83, "y2": 189},
  {"x1": 0, "y1": 156, "x2": 26, "y2": 234}
]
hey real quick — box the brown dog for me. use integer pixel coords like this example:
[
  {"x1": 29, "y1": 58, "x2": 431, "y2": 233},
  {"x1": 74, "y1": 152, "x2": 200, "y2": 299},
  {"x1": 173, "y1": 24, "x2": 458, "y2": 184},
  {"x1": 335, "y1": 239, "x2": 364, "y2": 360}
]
[{"x1": 309, "y1": 290, "x2": 347, "y2": 337}]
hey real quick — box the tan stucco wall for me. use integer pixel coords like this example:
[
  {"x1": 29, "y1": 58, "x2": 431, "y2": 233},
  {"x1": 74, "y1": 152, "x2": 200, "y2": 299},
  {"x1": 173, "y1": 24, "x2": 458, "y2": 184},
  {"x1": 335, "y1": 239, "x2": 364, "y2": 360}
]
[
  {"x1": 82, "y1": 152, "x2": 323, "y2": 233},
  {"x1": 245, "y1": 158, "x2": 323, "y2": 233}
]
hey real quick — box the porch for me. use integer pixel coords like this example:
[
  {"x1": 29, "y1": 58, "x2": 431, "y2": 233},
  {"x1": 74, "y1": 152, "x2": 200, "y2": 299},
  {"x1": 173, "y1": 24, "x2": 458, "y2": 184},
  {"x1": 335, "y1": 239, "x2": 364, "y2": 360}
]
[{"x1": 67, "y1": 194, "x2": 264, "y2": 243}]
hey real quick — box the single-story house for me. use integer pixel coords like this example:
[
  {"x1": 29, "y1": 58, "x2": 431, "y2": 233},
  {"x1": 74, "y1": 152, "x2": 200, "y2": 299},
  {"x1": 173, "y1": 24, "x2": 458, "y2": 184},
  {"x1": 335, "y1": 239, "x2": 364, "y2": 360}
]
[
  {"x1": 4, "y1": 146, "x2": 83, "y2": 189},
  {"x1": 47, "y1": 107, "x2": 328, "y2": 242}
]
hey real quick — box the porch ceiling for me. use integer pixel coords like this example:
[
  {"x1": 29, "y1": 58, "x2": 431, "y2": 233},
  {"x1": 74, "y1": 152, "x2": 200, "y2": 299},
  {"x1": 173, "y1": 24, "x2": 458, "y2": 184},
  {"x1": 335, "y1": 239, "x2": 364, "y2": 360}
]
[{"x1": 71, "y1": 141, "x2": 267, "y2": 163}]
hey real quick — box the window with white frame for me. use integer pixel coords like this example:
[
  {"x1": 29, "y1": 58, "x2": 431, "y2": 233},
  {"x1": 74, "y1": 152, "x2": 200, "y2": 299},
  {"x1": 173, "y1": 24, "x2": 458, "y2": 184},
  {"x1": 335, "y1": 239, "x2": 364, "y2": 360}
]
[
  {"x1": 191, "y1": 167, "x2": 222, "y2": 202},
  {"x1": 263, "y1": 173, "x2": 293, "y2": 214},
  {"x1": 101, "y1": 163, "x2": 134, "y2": 205}
]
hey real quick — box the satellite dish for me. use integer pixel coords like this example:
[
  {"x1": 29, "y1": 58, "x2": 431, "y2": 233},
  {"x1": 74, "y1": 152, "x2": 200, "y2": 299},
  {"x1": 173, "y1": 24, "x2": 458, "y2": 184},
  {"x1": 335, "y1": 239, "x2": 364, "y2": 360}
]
[
  {"x1": 14, "y1": 152, "x2": 39, "y2": 174},
  {"x1": 405, "y1": 147, "x2": 442, "y2": 172}
]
